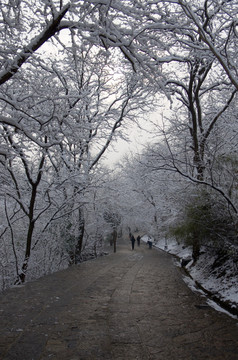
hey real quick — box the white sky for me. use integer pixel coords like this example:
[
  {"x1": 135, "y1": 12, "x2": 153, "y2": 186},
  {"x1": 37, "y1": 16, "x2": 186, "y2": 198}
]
[
  {"x1": 102, "y1": 105, "x2": 169, "y2": 167},
  {"x1": 103, "y1": 117, "x2": 155, "y2": 166}
]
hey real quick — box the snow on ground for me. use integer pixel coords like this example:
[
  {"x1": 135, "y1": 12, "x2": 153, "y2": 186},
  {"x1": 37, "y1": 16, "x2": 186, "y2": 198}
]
[{"x1": 141, "y1": 235, "x2": 238, "y2": 319}]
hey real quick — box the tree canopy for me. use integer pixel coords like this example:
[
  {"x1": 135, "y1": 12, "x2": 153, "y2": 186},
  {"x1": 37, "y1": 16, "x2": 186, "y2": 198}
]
[{"x1": 1, "y1": 0, "x2": 238, "y2": 287}]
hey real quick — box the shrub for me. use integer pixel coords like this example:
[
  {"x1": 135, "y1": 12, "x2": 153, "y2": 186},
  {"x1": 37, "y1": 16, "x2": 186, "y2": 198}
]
[{"x1": 169, "y1": 189, "x2": 236, "y2": 259}]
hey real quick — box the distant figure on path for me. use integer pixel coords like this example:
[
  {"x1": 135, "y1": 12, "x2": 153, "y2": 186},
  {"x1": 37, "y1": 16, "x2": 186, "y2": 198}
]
[
  {"x1": 130, "y1": 234, "x2": 136, "y2": 250},
  {"x1": 137, "y1": 235, "x2": 141, "y2": 247},
  {"x1": 147, "y1": 236, "x2": 153, "y2": 249}
]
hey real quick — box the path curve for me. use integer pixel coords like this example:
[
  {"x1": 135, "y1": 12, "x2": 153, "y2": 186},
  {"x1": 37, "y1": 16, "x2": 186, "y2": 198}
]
[{"x1": 0, "y1": 238, "x2": 238, "y2": 360}]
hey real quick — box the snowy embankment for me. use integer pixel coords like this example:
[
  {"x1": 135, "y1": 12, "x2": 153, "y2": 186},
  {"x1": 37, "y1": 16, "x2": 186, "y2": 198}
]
[{"x1": 141, "y1": 235, "x2": 238, "y2": 319}]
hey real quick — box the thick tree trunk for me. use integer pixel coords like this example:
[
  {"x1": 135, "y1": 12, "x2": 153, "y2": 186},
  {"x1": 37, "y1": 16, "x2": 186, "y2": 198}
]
[
  {"x1": 13, "y1": 172, "x2": 42, "y2": 284},
  {"x1": 192, "y1": 233, "x2": 200, "y2": 262},
  {"x1": 14, "y1": 219, "x2": 35, "y2": 284}
]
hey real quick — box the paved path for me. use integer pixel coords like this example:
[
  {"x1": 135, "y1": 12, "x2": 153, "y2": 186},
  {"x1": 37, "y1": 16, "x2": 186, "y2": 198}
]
[{"x1": 0, "y1": 238, "x2": 238, "y2": 360}]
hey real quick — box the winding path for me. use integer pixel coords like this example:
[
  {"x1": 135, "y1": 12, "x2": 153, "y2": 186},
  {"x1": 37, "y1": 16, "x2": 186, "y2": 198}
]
[{"x1": 0, "y1": 238, "x2": 238, "y2": 359}]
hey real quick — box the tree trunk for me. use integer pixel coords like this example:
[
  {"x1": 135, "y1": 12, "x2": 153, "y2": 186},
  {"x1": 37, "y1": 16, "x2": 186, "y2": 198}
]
[
  {"x1": 75, "y1": 208, "x2": 85, "y2": 263},
  {"x1": 14, "y1": 219, "x2": 35, "y2": 284},
  {"x1": 192, "y1": 233, "x2": 200, "y2": 262},
  {"x1": 113, "y1": 228, "x2": 117, "y2": 253}
]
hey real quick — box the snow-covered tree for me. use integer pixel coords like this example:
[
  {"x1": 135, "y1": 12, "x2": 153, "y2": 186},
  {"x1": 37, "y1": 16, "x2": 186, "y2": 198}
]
[
  {"x1": 1, "y1": 0, "x2": 238, "y2": 286},
  {"x1": 0, "y1": 1, "x2": 155, "y2": 285}
]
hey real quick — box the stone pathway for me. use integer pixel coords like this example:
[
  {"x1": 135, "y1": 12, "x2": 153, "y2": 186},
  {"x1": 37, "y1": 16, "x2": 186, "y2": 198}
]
[{"x1": 0, "y1": 238, "x2": 238, "y2": 359}]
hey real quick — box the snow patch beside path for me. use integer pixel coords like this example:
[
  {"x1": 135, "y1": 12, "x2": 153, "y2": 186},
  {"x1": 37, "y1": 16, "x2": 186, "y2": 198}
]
[{"x1": 141, "y1": 235, "x2": 238, "y2": 319}]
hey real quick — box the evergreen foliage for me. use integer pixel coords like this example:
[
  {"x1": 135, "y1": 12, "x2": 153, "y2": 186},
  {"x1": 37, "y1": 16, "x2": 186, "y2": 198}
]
[{"x1": 170, "y1": 190, "x2": 237, "y2": 252}]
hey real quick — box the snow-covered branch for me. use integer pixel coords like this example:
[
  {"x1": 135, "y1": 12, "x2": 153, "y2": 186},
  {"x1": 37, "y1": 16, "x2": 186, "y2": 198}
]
[
  {"x1": 0, "y1": 116, "x2": 59, "y2": 148},
  {"x1": 0, "y1": 3, "x2": 70, "y2": 85}
]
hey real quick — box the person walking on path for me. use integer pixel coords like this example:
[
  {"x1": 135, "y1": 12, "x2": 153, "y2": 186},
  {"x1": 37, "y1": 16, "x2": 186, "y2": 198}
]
[
  {"x1": 137, "y1": 235, "x2": 141, "y2": 247},
  {"x1": 147, "y1": 236, "x2": 153, "y2": 249},
  {"x1": 130, "y1": 234, "x2": 136, "y2": 250}
]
